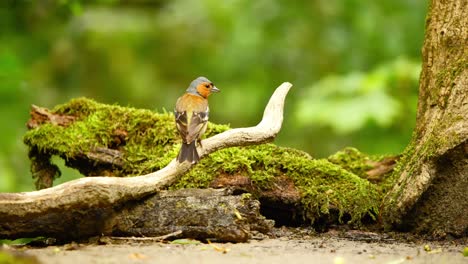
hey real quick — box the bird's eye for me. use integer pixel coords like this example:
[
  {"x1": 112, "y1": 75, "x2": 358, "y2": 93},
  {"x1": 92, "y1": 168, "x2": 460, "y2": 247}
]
[{"x1": 205, "y1": 84, "x2": 210, "y2": 88}]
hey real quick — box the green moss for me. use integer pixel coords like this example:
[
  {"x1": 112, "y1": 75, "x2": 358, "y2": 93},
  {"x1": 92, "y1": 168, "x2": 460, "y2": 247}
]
[
  {"x1": 327, "y1": 147, "x2": 373, "y2": 178},
  {"x1": 24, "y1": 98, "x2": 229, "y2": 178},
  {"x1": 280, "y1": 150, "x2": 380, "y2": 223},
  {"x1": 24, "y1": 97, "x2": 394, "y2": 225},
  {"x1": 434, "y1": 58, "x2": 467, "y2": 108},
  {"x1": 171, "y1": 144, "x2": 382, "y2": 224}
]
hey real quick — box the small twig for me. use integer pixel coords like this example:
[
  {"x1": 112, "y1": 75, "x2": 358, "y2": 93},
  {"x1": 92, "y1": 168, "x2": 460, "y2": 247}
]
[{"x1": 108, "y1": 230, "x2": 183, "y2": 242}]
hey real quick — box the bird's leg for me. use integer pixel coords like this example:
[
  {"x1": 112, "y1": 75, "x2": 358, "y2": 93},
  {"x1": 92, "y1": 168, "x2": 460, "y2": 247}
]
[{"x1": 197, "y1": 139, "x2": 203, "y2": 148}]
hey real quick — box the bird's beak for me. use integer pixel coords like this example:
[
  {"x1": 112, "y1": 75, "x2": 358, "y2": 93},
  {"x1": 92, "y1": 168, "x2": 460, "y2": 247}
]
[{"x1": 211, "y1": 86, "x2": 220, "y2": 93}]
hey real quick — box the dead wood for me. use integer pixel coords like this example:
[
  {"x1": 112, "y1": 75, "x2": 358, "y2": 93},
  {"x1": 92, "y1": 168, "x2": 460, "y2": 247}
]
[
  {"x1": 0, "y1": 188, "x2": 274, "y2": 243},
  {"x1": 27, "y1": 105, "x2": 77, "y2": 129},
  {"x1": 365, "y1": 156, "x2": 399, "y2": 183},
  {"x1": 0, "y1": 82, "x2": 292, "y2": 240}
]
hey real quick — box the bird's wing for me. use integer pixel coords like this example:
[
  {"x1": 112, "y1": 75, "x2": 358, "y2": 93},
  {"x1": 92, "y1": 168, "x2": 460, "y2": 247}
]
[
  {"x1": 175, "y1": 94, "x2": 209, "y2": 144},
  {"x1": 175, "y1": 110, "x2": 189, "y2": 140},
  {"x1": 186, "y1": 110, "x2": 209, "y2": 143}
]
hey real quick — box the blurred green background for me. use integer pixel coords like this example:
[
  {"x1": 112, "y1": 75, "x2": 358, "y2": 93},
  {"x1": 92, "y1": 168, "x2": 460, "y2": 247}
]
[{"x1": 0, "y1": 0, "x2": 426, "y2": 192}]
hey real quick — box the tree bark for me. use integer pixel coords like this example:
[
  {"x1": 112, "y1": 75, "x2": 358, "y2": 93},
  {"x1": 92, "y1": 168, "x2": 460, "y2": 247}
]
[{"x1": 382, "y1": 0, "x2": 467, "y2": 238}]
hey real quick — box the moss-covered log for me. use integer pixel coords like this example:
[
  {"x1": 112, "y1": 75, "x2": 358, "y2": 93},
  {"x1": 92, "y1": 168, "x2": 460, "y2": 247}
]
[
  {"x1": 0, "y1": 82, "x2": 402, "y2": 241},
  {"x1": 0, "y1": 188, "x2": 273, "y2": 243},
  {"x1": 18, "y1": 98, "x2": 396, "y2": 229},
  {"x1": 381, "y1": 0, "x2": 467, "y2": 238},
  {"x1": 0, "y1": 83, "x2": 292, "y2": 240}
]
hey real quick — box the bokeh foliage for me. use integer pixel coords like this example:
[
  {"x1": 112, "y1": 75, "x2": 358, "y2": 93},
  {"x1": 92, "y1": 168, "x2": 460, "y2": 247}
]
[{"x1": 0, "y1": 0, "x2": 427, "y2": 192}]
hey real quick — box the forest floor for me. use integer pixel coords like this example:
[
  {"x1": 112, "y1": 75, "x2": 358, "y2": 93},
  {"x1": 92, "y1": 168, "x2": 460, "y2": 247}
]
[{"x1": 3, "y1": 228, "x2": 467, "y2": 264}]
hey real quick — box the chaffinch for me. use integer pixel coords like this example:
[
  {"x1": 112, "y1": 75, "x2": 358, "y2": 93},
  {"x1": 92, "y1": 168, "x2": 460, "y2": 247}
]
[{"x1": 175, "y1": 76, "x2": 220, "y2": 163}]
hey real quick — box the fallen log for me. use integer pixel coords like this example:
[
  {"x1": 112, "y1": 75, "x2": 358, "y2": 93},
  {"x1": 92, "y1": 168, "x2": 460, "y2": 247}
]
[
  {"x1": 0, "y1": 188, "x2": 274, "y2": 243},
  {"x1": 0, "y1": 82, "x2": 291, "y2": 241}
]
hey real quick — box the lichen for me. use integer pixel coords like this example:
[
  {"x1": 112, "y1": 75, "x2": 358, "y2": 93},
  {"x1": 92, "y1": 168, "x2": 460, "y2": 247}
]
[{"x1": 24, "y1": 97, "x2": 395, "y2": 225}]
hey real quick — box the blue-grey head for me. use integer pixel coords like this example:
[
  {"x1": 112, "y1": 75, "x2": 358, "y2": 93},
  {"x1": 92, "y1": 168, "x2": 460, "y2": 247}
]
[{"x1": 186, "y1": 76, "x2": 220, "y2": 98}]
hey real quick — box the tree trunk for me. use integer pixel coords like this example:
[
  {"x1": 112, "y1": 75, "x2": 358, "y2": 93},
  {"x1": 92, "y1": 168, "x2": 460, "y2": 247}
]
[{"x1": 382, "y1": 0, "x2": 467, "y2": 238}]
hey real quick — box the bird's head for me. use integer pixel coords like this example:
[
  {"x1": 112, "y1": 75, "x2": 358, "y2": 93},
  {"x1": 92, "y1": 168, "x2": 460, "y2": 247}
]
[{"x1": 186, "y1": 76, "x2": 220, "y2": 98}]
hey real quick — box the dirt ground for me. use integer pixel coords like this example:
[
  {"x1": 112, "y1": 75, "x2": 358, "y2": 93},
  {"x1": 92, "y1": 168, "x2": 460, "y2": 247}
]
[{"x1": 5, "y1": 232, "x2": 467, "y2": 264}]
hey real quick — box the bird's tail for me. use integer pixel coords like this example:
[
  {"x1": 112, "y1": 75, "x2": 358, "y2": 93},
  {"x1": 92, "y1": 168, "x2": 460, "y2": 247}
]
[{"x1": 177, "y1": 141, "x2": 199, "y2": 164}]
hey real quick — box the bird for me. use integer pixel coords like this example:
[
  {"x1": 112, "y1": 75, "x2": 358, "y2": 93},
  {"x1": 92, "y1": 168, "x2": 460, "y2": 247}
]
[{"x1": 175, "y1": 76, "x2": 220, "y2": 163}]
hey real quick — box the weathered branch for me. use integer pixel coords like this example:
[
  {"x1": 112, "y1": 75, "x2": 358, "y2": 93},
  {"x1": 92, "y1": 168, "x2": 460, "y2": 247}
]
[
  {"x1": 27, "y1": 104, "x2": 77, "y2": 129},
  {"x1": 0, "y1": 82, "x2": 292, "y2": 221}
]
